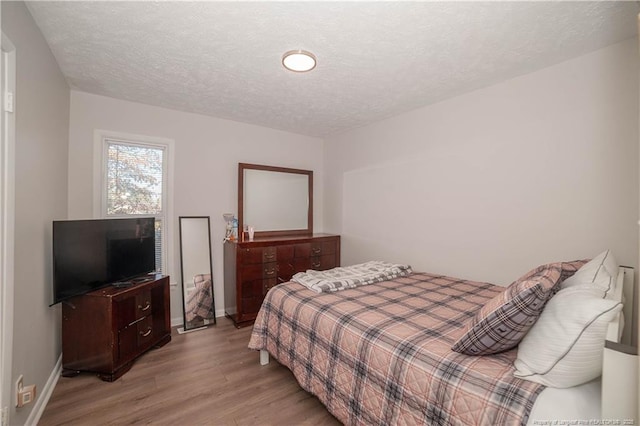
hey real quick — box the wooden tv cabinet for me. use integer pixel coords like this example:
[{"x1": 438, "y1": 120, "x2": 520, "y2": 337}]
[{"x1": 61, "y1": 275, "x2": 171, "y2": 381}]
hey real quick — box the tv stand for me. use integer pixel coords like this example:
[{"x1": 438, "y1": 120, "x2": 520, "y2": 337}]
[{"x1": 62, "y1": 275, "x2": 171, "y2": 381}]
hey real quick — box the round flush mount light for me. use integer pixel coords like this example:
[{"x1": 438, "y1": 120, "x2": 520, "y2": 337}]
[{"x1": 282, "y1": 50, "x2": 317, "y2": 72}]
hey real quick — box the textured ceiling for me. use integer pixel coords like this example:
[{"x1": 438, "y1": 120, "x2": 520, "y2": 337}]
[{"x1": 26, "y1": 1, "x2": 639, "y2": 137}]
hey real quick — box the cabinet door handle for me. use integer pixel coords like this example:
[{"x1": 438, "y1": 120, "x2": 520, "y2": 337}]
[
  {"x1": 138, "y1": 302, "x2": 151, "y2": 311},
  {"x1": 140, "y1": 328, "x2": 152, "y2": 337}
]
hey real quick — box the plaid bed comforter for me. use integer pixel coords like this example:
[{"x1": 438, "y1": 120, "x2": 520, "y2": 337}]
[
  {"x1": 248, "y1": 272, "x2": 544, "y2": 426},
  {"x1": 185, "y1": 274, "x2": 215, "y2": 322}
]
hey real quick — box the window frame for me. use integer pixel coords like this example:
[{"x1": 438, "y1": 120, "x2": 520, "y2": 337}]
[{"x1": 94, "y1": 130, "x2": 174, "y2": 279}]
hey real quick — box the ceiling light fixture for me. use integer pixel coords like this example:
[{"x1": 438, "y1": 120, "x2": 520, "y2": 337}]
[{"x1": 282, "y1": 50, "x2": 317, "y2": 73}]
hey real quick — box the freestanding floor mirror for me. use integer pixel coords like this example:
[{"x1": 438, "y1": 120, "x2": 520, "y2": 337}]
[{"x1": 178, "y1": 216, "x2": 216, "y2": 332}]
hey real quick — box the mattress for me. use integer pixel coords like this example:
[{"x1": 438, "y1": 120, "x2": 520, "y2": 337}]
[{"x1": 249, "y1": 272, "x2": 547, "y2": 425}]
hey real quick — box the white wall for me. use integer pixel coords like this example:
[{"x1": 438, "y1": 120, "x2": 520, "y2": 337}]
[
  {"x1": 1, "y1": 2, "x2": 70, "y2": 424},
  {"x1": 324, "y1": 38, "x2": 639, "y2": 286},
  {"x1": 68, "y1": 91, "x2": 324, "y2": 322}
]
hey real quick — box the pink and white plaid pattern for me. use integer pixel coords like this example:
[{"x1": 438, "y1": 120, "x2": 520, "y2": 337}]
[
  {"x1": 452, "y1": 260, "x2": 588, "y2": 356},
  {"x1": 185, "y1": 274, "x2": 215, "y2": 322},
  {"x1": 249, "y1": 273, "x2": 545, "y2": 426},
  {"x1": 451, "y1": 263, "x2": 566, "y2": 356}
]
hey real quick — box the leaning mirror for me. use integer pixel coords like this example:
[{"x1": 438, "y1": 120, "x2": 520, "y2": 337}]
[
  {"x1": 239, "y1": 163, "x2": 313, "y2": 238},
  {"x1": 179, "y1": 216, "x2": 215, "y2": 332}
]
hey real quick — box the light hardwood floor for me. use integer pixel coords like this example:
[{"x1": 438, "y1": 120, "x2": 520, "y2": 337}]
[{"x1": 39, "y1": 320, "x2": 341, "y2": 425}]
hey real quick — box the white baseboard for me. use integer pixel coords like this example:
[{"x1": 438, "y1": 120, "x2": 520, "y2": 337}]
[
  {"x1": 25, "y1": 354, "x2": 61, "y2": 426},
  {"x1": 171, "y1": 316, "x2": 183, "y2": 327}
]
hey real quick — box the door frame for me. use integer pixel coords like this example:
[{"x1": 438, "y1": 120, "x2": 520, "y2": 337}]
[{"x1": 0, "y1": 32, "x2": 16, "y2": 423}]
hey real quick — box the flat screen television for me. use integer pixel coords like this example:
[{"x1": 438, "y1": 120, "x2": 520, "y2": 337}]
[{"x1": 52, "y1": 217, "x2": 156, "y2": 305}]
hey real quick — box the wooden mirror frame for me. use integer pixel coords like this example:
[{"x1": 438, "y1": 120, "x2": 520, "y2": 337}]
[{"x1": 238, "y1": 163, "x2": 313, "y2": 239}]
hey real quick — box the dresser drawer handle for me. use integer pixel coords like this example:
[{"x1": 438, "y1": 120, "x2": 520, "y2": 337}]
[
  {"x1": 312, "y1": 248, "x2": 321, "y2": 254},
  {"x1": 264, "y1": 254, "x2": 275, "y2": 260},
  {"x1": 138, "y1": 302, "x2": 151, "y2": 311},
  {"x1": 264, "y1": 269, "x2": 276, "y2": 276},
  {"x1": 140, "y1": 328, "x2": 152, "y2": 337},
  {"x1": 312, "y1": 262, "x2": 321, "y2": 268}
]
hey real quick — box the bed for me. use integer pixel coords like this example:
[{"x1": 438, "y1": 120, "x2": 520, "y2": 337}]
[{"x1": 248, "y1": 257, "x2": 635, "y2": 425}]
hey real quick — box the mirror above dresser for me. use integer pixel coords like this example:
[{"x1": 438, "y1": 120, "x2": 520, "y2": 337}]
[{"x1": 238, "y1": 163, "x2": 312, "y2": 238}]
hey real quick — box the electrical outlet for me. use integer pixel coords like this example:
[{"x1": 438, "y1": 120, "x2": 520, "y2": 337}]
[
  {"x1": 17, "y1": 385, "x2": 36, "y2": 407},
  {"x1": 15, "y1": 375, "x2": 36, "y2": 408}
]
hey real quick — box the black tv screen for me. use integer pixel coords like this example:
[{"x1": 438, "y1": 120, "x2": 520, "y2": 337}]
[{"x1": 52, "y1": 217, "x2": 156, "y2": 305}]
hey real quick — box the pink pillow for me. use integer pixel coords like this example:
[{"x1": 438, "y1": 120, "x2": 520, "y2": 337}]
[{"x1": 452, "y1": 263, "x2": 564, "y2": 356}]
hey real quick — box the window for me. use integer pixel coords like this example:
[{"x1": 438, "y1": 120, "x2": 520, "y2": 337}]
[{"x1": 97, "y1": 133, "x2": 173, "y2": 276}]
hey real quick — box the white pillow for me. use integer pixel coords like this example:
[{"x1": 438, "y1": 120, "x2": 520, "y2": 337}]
[
  {"x1": 513, "y1": 286, "x2": 622, "y2": 388},
  {"x1": 561, "y1": 250, "x2": 618, "y2": 298}
]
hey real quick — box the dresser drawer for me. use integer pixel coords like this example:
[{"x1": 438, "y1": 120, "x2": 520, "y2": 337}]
[
  {"x1": 118, "y1": 315, "x2": 153, "y2": 363},
  {"x1": 115, "y1": 289, "x2": 152, "y2": 330},
  {"x1": 293, "y1": 257, "x2": 311, "y2": 272},
  {"x1": 276, "y1": 245, "x2": 294, "y2": 261},
  {"x1": 238, "y1": 247, "x2": 262, "y2": 264},
  {"x1": 277, "y1": 262, "x2": 296, "y2": 283},
  {"x1": 136, "y1": 291, "x2": 153, "y2": 317},
  {"x1": 239, "y1": 262, "x2": 277, "y2": 281},
  {"x1": 239, "y1": 246, "x2": 277, "y2": 264},
  {"x1": 311, "y1": 253, "x2": 337, "y2": 271},
  {"x1": 262, "y1": 247, "x2": 276, "y2": 263},
  {"x1": 293, "y1": 243, "x2": 311, "y2": 258},
  {"x1": 241, "y1": 279, "x2": 264, "y2": 298},
  {"x1": 240, "y1": 295, "x2": 264, "y2": 316},
  {"x1": 263, "y1": 263, "x2": 277, "y2": 279},
  {"x1": 263, "y1": 278, "x2": 278, "y2": 293},
  {"x1": 241, "y1": 277, "x2": 277, "y2": 296},
  {"x1": 311, "y1": 240, "x2": 337, "y2": 257},
  {"x1": 136, "y1": 316, "x2": 154, "y2": 348}
]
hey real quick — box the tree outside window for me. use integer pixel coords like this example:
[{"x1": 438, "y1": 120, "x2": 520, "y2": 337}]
[{"x1": 105, "y1": 141, "x2": 166, "y2": 273}]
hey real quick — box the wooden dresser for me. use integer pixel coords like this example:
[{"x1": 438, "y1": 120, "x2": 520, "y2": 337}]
[
  {"x1": 224, "y1": 233, "x2": 340, "y2": 327},
  {"x1": 61, "y1": 275, "x2": 171, "y2": 381}
]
